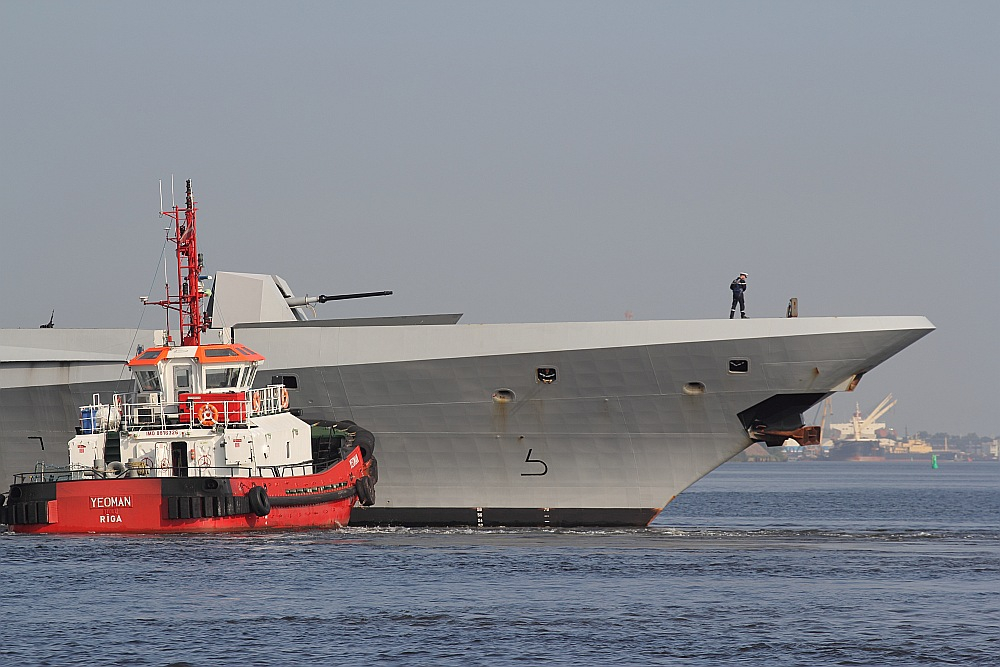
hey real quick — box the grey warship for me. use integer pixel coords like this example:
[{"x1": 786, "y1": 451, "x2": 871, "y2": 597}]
[{"x1": 0, "y1": 287, "x2": 932, "y2": 526}]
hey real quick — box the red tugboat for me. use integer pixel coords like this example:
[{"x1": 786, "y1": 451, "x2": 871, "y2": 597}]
[{"x1": 2, "y1": 181, "x2": 377, "y2": 533}]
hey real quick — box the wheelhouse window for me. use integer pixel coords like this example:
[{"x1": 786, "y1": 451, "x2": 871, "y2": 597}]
[
  {"x1": 174, "y1": 368, "x2": 191, "y2": 390},
  {"x1": 134, "y1": 369, "x2": 161, "y2": 392},
  {"x1": 203, "y1": 348, "x2": 239, "y2": 358},
  {"x1": 205, "y1": 366, "x2": 242, "y2": 390}
]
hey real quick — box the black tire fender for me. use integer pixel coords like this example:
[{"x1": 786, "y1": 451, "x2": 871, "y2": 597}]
[
  {"x1": 247, "y1": 486, "x2": 271, "y2": 517},
  {"x1": 353, "y1": 429, "x2": 376, "y2": 461},
  {"x1": 367, "y1": 456, "x2": 378, "y2": 485},
  {"x1": 355, "y1": 476, "x2": 375, "y2": 506}
]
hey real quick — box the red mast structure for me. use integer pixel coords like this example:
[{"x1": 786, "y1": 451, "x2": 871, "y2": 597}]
[{"x1": 153, "y1": 179, "x2": 207, "y2": 346}]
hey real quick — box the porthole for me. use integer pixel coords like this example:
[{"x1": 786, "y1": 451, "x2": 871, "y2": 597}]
[
  {"x1": 536, "y1": 367, "x2": 557, "y2": 384},
  {"x1": 492, "y1": 388, "x2": 515, "y2": 404},
  {"x1": 682, "y1": 382, "x2": 706, "y2": 395}
]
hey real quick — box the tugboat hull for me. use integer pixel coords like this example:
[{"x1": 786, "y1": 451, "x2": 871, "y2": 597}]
[{"x1": 3, "y1": 447, "x2": 365, "y2": 534}]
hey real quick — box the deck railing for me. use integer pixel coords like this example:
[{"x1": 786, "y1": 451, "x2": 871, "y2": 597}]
[{"x1": 76, "y1": 385, "x2": 289, "y2": 433}]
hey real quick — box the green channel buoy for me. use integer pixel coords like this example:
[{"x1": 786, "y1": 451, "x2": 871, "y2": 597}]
[{"x1": 931, "y1": 454, "x2": 938, "y2": 469}]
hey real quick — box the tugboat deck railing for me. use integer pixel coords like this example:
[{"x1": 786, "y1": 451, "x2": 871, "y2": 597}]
[{"x1": 77, "y1": 385, "x2": 289, "y2": 434}]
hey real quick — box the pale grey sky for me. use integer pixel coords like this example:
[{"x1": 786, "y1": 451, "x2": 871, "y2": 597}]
[{"x1": 1, "y1": 2, "x2": 996, "y2": 436}]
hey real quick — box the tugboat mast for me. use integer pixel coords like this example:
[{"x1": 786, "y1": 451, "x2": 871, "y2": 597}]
[{"x1": 152, "y1": 179, "x2": 206, "y2": 346}]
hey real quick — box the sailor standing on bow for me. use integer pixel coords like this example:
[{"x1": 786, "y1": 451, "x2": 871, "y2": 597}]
[{"x1": 730, "y1": 272, "x2": 748, "y2": 319}]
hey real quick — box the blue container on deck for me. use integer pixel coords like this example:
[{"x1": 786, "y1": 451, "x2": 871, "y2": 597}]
[{"x1": 81, "y1": 407, "x2": 96, "y2": 434}]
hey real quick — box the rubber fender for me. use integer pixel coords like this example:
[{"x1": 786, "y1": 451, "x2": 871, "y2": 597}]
[
  {"x1": 247, "y1": 486, "x2": 271, "y2": 517},
  {"x1": 352, "y1": 429, "x2": 376, "y2": 461},
  {"x1": 367, "y1": 456, "x2": 378, "y2": 485},
  {"x1": 331, "y1": 420, "x2": 375, "y2": 461},
  {"x1": 355, "y1": 476, "x2": 376, "y2": 506}
]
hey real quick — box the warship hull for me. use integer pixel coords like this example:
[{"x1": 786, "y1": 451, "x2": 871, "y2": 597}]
[{"x1": 1, "y1": 316, "x2": 933, "y2": 526}]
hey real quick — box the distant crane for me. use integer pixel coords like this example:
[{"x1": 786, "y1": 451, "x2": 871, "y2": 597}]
[
  {"x1": 39, "y1": 310, "x2": 54, "y2": 328},
  {"x1": 816, "y1": 397, "x2": 834, "y2": 447},
  {"x1": 830, "y1": 394, "x2": 896, "y2": 442}
]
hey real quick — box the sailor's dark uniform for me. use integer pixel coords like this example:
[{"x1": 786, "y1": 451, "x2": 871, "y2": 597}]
[{"x1": 730, "y1": 277, "x2": 747, "y2": 319}]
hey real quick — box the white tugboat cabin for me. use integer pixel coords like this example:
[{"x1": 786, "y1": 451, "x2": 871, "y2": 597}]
[{"x1": 69, "y1": 341, "x2": 312, "y2": 479}]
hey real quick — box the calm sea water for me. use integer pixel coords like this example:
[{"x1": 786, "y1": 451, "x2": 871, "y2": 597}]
[{"x1": 2, "y1": 462, "x2": 998, "y2": 667}]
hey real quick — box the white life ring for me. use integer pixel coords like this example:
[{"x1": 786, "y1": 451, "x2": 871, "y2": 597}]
[{"x1": 280, "y1": 388, "x2": 290, "y2": 410}]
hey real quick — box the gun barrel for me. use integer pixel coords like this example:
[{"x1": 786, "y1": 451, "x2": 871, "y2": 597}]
[
  {"x1": 318, "y1": 291, "x2": 393, "y2": 303},
  {"x1": 285, "y1": 291, "x2": 393, "y2": 308}
]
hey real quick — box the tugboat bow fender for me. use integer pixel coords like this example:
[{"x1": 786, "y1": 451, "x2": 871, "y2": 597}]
[
  {"x1": 355, "y1": 475, "x2": 376, "y2": 506},
  {"x1": 310, "y1": 419, "x2": 377, "y2": 462},
  {"x1": 332, "y1": 420, "x2": 375, "y2": 462}
]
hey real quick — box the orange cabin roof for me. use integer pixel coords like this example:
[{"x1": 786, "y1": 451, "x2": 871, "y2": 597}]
[
  {"x1": 195, "y1": 344, "x2": 265, "y2": 364},
  {"x1": 128, "y1": 347, "x2": 169, "y2": 366},
  {"x1": 128, "y1": 344, "x2": 264, "y2": 367}
]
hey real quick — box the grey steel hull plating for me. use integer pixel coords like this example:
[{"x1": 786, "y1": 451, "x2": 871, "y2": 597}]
[{"x1": 1, "y1": 317, "x2": 933, "y2": 526}]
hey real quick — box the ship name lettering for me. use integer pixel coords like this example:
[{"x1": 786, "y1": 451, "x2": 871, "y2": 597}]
[
  {"x1": 99, "y1": 514, "x2": 123, "y2": 523},
  {"x1": 91, "y1": 496, "x2": 133, "y2": 509}
]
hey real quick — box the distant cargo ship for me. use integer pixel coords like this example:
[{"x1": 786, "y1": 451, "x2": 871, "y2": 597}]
[
  {"x1": 825, "y1": 441, "x2": 887, "y2": 462},
  {"x1": 825, "y1": 395, "x2": 893, "y2": 462}
]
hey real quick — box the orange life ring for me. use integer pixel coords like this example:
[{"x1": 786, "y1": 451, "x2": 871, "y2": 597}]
[
  {"x1": 198, "y1": 403, "x2": 220, "y2": 426},
  {"x1": 251, "y1": 392, "x2": 262, "y2": 413},
  {"x1": 280, "y1": 387, "x2": 290, "y2": 410}
]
